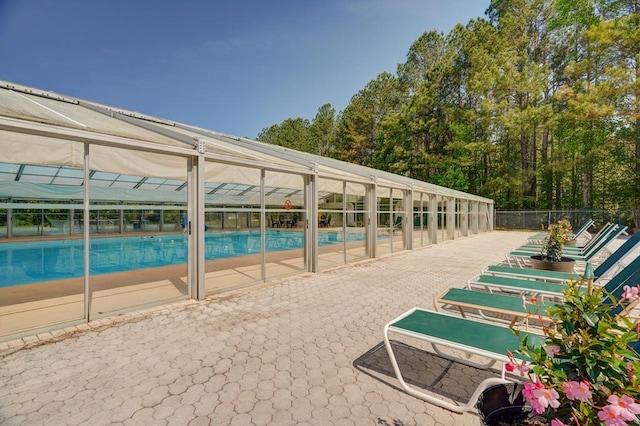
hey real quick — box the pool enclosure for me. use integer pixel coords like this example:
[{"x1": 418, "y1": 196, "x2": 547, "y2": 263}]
[{"x1": 0, "y1": 81, "x2": 494, "y2": 341}]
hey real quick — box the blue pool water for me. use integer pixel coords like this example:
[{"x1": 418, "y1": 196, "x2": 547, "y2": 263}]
[{"x1": 0, "y1": 230, "x2": 363, "y2": 287}]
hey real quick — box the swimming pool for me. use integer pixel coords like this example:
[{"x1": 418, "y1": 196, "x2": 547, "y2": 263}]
[{"x1": 0, "y1": 230, "x2": 364, "y2": 287}]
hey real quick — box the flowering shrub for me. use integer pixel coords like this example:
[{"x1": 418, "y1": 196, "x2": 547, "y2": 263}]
[
  {"x1": 557, "y1": 219, "x2": 574, "y2": 243},
  {"x1": 540, "y1": 221, "x2": 571, "y2": 262},
  {"x1": 507, "y1": 280, "x2": 640, "y2": 425}
]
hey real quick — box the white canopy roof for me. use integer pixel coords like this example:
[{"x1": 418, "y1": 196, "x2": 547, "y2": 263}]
[{"x1": 0, "y1": 80, "x2": 493, "y2": 205}]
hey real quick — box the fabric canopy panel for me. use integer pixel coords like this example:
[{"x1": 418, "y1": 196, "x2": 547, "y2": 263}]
[
  {"x1": 0, "y1": 131, "x2": 85, "y2": 168},
  {"x1": 160, "y1": 123, "x2": 313, "y2": 173},
  {"x1": 90, "y1": 145, "x2": 188, "y2": 181},
  {"x1": 0, "y1": 181, "x2": 309, "y2": 206},
  {"x1": 0, "y1": 88, "x2": 187, "y2": 148},
  {"x1": 0, "y1": 181, "x2": 187, "y2": 203}
]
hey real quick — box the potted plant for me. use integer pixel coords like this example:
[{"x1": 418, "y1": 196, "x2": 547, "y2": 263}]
[
  {"x1": 530, "y1": 221, "x2": 575, "y2": 272},
  {"x1": 478, "y1": 280, "x2": 640, "y2": 425},
  {"x1": 558, "y1": 219, "x2": 577, "y2": 247}
]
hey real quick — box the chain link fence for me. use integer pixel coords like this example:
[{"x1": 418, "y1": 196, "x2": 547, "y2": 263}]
[{"x1": 495, "y1": 210, "x2": 637, "y2": 232}]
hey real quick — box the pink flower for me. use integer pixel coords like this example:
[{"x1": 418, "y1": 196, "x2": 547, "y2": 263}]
[
  {"x1": 550, "y1": 419, "x2": 568, "y2": 426},
  {"x1": 505, "y1": 360, "x2": 529, "y2": 376},
  {"x1": 607, "y1": 395, "x2": 640, "y2": 421},
  {"x1": 563, "y1": 381, "x2": 592, "y2": 402},
  {"x1": 521, "y1": 381, "x2": 544, "y2": 401},
  {"x1": 504, "y1": 350, "x2": 529, "y2": 376},
  {"x1": 621, "y1": 285, "x2": 639, "y2": 302},
  {"x1": 598, "y1": 405, "x2": 628, "y2": 426},
  {"x1": 545, "y1": 345, "x2": 561, "y2": 358},
  {"x1": 531, "y1": 386, "x2": 560, "y2": 414}
]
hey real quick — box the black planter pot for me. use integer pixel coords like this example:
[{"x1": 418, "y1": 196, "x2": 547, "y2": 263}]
[
  {"x1": 529, "y1": 255, "x2": 575, "y2": 273},
  {"x1": 477, "y1": 383, "x2": 531, "y2": 425}
]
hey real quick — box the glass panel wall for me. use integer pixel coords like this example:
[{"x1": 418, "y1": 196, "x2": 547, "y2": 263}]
[
  {"x1": 317, "y1": 180, "x2": 368, "y2": 271},
  {"x1": 265, "y1": 171, "x2": 305, "y2": 280},
  {"x1": 318, "y1": 180, "x2": 345, "y2": 270},
  {"x1": 471, "y1": 201, "x2": 479, "y2": 234},
  {"x1": 88, "y1": 147, "x2": 188, "y2": 319},
  {"x1": 0, "y1": 157, "x2": 85, "y2": 337},
  {"x1": 391, "y1": 189, "x2": 405, "y2": 252},
  {"x1": 203, "y1": 164, "x2": 263, "y2": 294},
  {"x1": 344, "y1": 182, "x2": 367, "y2": 264},
  {"x1": 426, "y1": 193, "x2": 436, "y2": 245},
  {"x1": 479, "y1": 203, "x2": 488, "y2": 232},
  {"x1": 461, "y1": 200, "x2": 469, "y2": 237},
  {"x1": 454, "y1": 199, "x2": 462, "y2": 239},
  {"x1": 376, "y1": 187, "x2": 392, "y2": 256},
  {"x1": 0, "y1": 204, "x2": 86, "y2": 337},
  {"x1": 412, "y1": 193, "x2": 425, "y2": 248},
  {"x1": 438, "y1": 196, "x2": 450, "y2": 243}
]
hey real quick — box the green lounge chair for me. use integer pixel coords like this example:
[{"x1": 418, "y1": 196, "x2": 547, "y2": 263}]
[
  {"x1": 527, "y1": 218, "x2": 594, "y2": 243},
  {"x1": 482, "y1": 265, "x2": 581, "y2": 283},
  {"x1": 519, "y1": 222, "x2": 618, "y2": 254},
  {"x1": 434, "y1": 287, "x2": 554, "y2": 327},
  {"x1": 436, "y1": 257, "x2": 640, "y2": 327},
  {"x1": 485, "y1": 230, "x2": 640, "y2": 283},
  {"x1": 506, "y1": 224, "x2": 627, "y2": 268},
  {"x1": 467, "y1": 253, "x2": 640, "y2": 302},
  {"x1": 385, "y1": 264, "x2": 640, "y2": 413},
  {"x1": 383, "y1": 308, "x2": 545, "y2": 413}
]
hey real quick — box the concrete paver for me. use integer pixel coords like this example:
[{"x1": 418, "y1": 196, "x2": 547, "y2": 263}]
[{"x1": 0, "y1": 231, "x2": 536, "y2": 425}]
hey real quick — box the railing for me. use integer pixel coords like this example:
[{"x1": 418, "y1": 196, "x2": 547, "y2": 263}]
[{"x1": 495, "y1": 210, "x2": 636, "y2": 231}]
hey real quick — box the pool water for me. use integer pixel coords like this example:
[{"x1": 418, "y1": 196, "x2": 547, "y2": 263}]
[{"x1": 0, "y1": 230, "x2": 364, "y2": 287}]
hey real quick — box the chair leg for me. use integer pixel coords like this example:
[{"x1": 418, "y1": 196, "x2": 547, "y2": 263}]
[{"x1": 383, "y1": 323, "x2": 509, "y2": 414}]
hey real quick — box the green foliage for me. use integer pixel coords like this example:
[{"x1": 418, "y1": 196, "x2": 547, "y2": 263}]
[
  {"x1": 256, "y1": 0, "x2": 640, "y2": 212},
  {"x1": 540, "y1": 219, "x2": 572, "y2": 261},
  {"x1": 514, "y1": 280, "x2": 640, "y2": 424}
]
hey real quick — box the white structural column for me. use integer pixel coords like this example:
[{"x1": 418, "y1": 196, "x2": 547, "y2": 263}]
[
  {"x1": 367, "y1": 178, "x2": 378, "y2": 258},
  {"x1": 83, "y1": 142, "x2": 91, "y2": 320},
  {"x1": 473, "y1": 201, "x2": 479, "y2": 234},
  {"x1": 306, "y1": 164, "x2": 319, "y2": 272},
  {"x1": 404, "y1": 188, "x2": 413, "y2": 250},
  {"x1": 447, "y1": 197, "x2": 455, "y2": 240},
  {"x1": 260, "y1": 169, "x2": 267, "y2": 281},
  {"x1": 188, "y1": 147, "x2": 206, "y2": 300},
  {"x1": 488, "y1": 203, "x2": 494, "y2": 231},
  {"x1": 462, "y1": 199, "x2": 469, "y2": 237},
  {"x1": 429, "y1": 195, "x2": 438, "y2": 244}
]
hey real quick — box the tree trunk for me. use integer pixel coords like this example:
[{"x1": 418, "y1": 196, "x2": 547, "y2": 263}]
[
  {"x1": 582, "y1": 169, "x2": 591, "y2": 209},
  {"x1": 542, "y1": 128, "x2": 552, "y2": 209}
]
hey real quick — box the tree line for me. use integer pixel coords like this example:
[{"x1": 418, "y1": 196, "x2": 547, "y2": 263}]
[{"x1": 256, "y1": 0, "x2": 640, "y2": 226}]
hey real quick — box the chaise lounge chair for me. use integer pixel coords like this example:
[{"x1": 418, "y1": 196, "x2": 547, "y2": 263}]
[
  {"x1": 383, "y1": 308, "x2": 544, "y2": 413},
  {"x1": 527, "y1": 218, "x2": 594, "y2": 243},
  {"x1": 384, "y1": 270, "x2": 640, "y2": 413},
  {"x1": 466, "y1": 253, "x2": 640, "y2": 302},
  {"x1": 519, "y1": 222, "x2": 617, "y2": 255},
  {"x1": 435, "y1": 255, "x2": 640, "y2": 328},
  {"x1": 505, "y1": 224, "x2": 627, "y2": 268},
  {"x1": 483, "y1": 230, "x2": 640, "y2": 284}
]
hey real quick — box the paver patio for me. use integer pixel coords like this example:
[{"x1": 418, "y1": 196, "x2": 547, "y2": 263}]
[{"x1": 1, "y1": 231, "x2": 547, "y2": 425}]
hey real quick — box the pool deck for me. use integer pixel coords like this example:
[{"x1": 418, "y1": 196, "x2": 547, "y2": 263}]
[{"x1": 0, "y1": 230, "x2": 624, "y2": 425}]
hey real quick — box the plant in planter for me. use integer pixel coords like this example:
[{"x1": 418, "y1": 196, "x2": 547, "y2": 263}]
[
  {"x1": 557, "y1": 219, "x2": 576, "y2": 246},
  {"x1": 501, "y1": 280, "x2": 640, "y2": 425},
  {"x1": 530, "y1": 222, "x2": 575, "y2": 272}
]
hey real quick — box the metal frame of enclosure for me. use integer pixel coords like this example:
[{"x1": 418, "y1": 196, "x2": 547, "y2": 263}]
[{"x1": 0, "y1": 81, "x2": 494, "y2": 341}]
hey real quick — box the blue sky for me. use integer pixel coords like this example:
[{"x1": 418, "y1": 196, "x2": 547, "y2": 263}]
[{"x1": 0, "y1": 1, "x2": 487, "y2": 138}]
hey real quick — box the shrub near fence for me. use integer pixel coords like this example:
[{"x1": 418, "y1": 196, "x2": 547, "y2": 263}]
[{"x1": 495, "y1": 210, "x2": 635, "y2": 232}]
